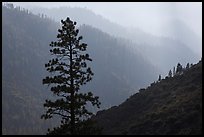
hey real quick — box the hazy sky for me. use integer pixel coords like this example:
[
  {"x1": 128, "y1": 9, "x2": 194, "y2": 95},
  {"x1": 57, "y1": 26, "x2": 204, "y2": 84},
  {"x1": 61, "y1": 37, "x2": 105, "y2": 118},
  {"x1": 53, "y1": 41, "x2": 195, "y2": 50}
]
[{"x1": 11, "y1": 2, "x2": 202, "y2": 37}]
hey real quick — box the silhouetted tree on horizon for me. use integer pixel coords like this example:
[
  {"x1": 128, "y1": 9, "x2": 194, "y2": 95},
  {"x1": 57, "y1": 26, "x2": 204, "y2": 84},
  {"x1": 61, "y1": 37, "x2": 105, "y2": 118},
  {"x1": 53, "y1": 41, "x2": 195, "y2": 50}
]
[
  {"x1": 186, "y1": 63, "x2": 190, "y2": 70},
  {"x1": 173, "y1": 66, "x2": 176, "y2": 76},
  {"x1": 176, "y1": 63, "x2": 183, "y2": 75},
  {"x1": 41, "y1": 17, "x2": 101, "y2": 135},
  {"x1": 158, "y1": 74, "x2": 161, "y2": 82},
  {"x1": 168, "y1": 70, "x2": 172, "y2": 77}
]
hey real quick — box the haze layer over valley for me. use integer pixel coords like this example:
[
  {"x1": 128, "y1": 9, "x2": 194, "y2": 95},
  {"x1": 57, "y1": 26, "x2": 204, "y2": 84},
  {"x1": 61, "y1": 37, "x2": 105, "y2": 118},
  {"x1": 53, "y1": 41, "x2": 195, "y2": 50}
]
[
  {"x1": 2, "y1": 2, "x2": 202, "y2": 135},
  {"x1": 11, "y1": 2, "x2": 202, "y2": 75}
]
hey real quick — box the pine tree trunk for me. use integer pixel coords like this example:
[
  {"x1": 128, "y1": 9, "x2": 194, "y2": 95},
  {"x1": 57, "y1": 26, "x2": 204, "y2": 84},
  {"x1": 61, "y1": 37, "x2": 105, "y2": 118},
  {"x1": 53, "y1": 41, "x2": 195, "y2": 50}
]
[{"x1": 70, "y1": 42, "x2": 75, "y2": 135}]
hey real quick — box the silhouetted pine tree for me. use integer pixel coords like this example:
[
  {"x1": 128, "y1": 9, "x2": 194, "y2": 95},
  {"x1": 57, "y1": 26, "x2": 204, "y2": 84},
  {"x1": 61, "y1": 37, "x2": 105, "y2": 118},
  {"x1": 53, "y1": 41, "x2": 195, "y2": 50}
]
[
  {"x1": 186, "y1": 63, "x2": 190, "y2": 70},
  {"x1": 168, "y1": 70, "x2": 172, "y2": 77},
  {"x1": 158, "y1": 74, "x2": 161, "y2": 81},
  {"x1": 173, "y1": 67, "x2": 176, "y2": 76},
  {"x1": 41, "y1": 17, "x2": 101, "y2": 135},
  {"x1": 176, "y1": 63, "x2": 183, "y2": 74}
]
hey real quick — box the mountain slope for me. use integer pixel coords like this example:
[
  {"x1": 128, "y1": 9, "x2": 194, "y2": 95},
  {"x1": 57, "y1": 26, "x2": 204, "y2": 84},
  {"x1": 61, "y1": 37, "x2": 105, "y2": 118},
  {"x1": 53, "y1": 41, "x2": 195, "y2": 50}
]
[
  {"x1": 2, "y1": 5, "x2": 60, "y2": 135},
  {"x1": 2, "y1": 5, "x2": 159, "y2": 134},
  {"x1": 78, "y1": 25, "x2": 159, "y2": 108},
  {"x1": 93, "y1": 60, "x2": 202, "y2": 135}
]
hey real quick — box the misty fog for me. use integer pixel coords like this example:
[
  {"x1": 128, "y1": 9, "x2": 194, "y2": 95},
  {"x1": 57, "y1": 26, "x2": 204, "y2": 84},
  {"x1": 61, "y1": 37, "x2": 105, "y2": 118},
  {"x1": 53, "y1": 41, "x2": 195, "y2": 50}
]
[
  {"x1": 2, "y1": 2, "x2": 202, "y2": 135},
  {"x1": 11, "y1": 2, "x2": 202, "y2": 56}
]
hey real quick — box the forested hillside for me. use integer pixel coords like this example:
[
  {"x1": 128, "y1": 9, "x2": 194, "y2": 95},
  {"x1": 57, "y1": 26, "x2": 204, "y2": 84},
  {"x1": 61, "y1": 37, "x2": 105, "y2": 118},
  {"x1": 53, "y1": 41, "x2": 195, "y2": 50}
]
[
  {"x1": 78, "y1": 25, "x2": 159, "y2": 108},
  {"x1": 2, "y1": 5, "x2": 159, "y2": 134},
  {"x1": 93, "y1": 60, "x2": 202, "y2": 135},
  {"x1": 2, "y1": 5, "x2": 59, "y2": 135}
]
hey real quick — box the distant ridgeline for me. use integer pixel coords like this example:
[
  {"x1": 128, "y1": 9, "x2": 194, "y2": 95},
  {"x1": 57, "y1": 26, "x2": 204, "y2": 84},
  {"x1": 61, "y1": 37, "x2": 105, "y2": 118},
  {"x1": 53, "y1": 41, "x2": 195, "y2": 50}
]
[
  {"x1": 3, "y1": 3, "x2": 53, "y2": 20},
  {"x1": 93, "y1": 59, "x2": 202, "y2": 135},
  {"x1": 148, "y1": 61, "x2": 199, "y2": 88},
  {"x1": 2, "y1": 3, "x2": 202, "y2": 135}
]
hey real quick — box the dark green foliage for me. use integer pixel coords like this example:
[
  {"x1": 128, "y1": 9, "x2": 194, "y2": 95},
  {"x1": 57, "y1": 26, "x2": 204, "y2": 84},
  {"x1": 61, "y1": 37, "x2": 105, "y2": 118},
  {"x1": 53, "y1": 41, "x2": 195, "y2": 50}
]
[
  {"x1": 41, "y1": 17, "x2": 101, "y2": 135},
  {"x1": 93, "y1": 60, "x2": 202, "y2": 135}
]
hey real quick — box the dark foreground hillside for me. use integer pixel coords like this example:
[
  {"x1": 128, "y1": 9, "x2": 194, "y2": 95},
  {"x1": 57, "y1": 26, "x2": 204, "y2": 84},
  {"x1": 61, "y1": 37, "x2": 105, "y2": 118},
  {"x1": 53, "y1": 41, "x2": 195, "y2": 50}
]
[{"x1": 93, "y1": 60, "x2": 202, "y2": 135}]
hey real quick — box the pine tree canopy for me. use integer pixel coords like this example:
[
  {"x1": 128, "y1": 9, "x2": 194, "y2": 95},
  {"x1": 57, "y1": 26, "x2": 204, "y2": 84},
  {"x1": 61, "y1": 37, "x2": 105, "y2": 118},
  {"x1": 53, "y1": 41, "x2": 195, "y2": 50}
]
[{"x1": 41, "y1": 17, "x2": 101, "y2": 135}]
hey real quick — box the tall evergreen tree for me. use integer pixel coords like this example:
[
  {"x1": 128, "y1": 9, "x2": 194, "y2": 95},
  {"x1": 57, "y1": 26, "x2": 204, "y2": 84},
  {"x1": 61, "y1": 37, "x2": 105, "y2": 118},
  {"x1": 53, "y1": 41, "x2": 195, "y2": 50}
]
[{"x1": 41, "y1": 17, "x2": 101, "y2": 135}]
